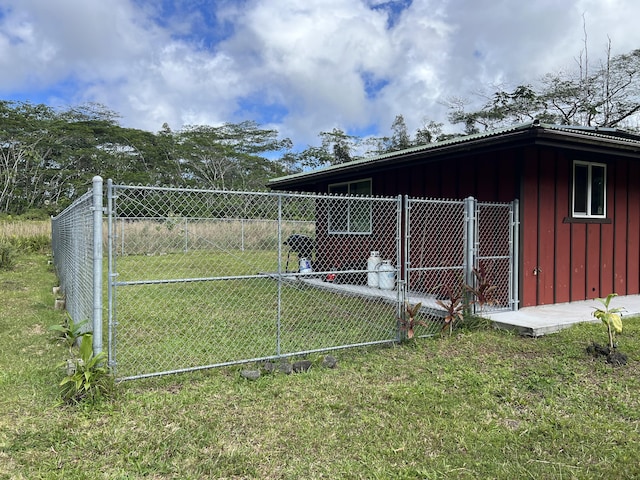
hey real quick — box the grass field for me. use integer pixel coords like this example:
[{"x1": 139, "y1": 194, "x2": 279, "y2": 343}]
[
  {"x1": 111, "y1": 250, "x2": 405, "y2": 379},
  {"x1": 2, "y1": 250, "x2": 640, "y2": 478}
]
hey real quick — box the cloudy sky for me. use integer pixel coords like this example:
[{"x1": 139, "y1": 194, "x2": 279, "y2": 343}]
[{"x1": 1, "y1": 0, "x2": 639, "y2": 149}]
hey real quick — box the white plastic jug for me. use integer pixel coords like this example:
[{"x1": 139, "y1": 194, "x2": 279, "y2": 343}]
[
  {"x1": 299, "y1": 257, "x2": 312, "y2": 273},
  {"x1": 367, "y1": 251, "x2": 382, "y2": 287},
  {"x1": 378, "y1": 260, "x2": 395, "y2": 290}
]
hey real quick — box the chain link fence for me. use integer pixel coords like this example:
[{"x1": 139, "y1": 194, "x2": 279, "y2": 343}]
[
  {"x1": 107, "y1": 183, "x2": 404, "y2": 380},
  {"x1": 50, "y1": 179, "x2": 518, "y2": 381},
  {"x1": 476, "y1": 200, "x2": 519, "y2": 312},
  {"x1": 404, "y1": 197, "x2": 518, "y2": 335},
  {"x1": 51, "y1": 177, "x2": 103, "y2": 352}
]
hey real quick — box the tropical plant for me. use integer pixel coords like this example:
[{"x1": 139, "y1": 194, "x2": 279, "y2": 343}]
[
  {"x1": 59, "y1": 333, "x2": 112, "y2": 404},
  {"x1": 592, "y1": 293, "x2": 624, "y2": 350},
  {"x1": 49, "y1": 315, "x2": 88, "y2": 351},
  {"x1": 398, "y1": 301, "x2": 423, "y2": 340},
  {"x1": 466, "y1": 263, "x2": 498, "y2": 311},
  {"x1": 436, "y1": 285, "x2": 465, "y2": 336}
]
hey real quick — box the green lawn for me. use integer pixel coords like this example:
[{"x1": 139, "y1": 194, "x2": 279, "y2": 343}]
[
  {"x1": 2, "y1": 252, "x2": 640, "y2": 479},
  {"x1": 110, "y1": 250, "x2": 405, "y2": 379}
]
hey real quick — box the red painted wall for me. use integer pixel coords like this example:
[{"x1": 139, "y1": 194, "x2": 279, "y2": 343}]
[{"x1": 519, "y1": 146, "x2": 640, "y2": 307}]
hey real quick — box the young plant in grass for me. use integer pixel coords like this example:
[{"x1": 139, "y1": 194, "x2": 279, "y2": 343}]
[
  {"x1": 467, "y1": 264, "x2": 498, "y2": 311},
  {"x1": 59, "y1": 333, "x2": 113, "y2": 404},
  {"x1": 589, "y1": 293, "x2": 627, "y2": 365},
  {"x1": 49, "y1": 314, "x2": 89, "y2": 351},
  {"x1": 436, "y1": 285, "x2": 465, "y2": 336}
]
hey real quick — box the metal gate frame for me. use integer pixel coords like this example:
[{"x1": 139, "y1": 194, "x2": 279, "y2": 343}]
[{"x1": 403, "y1": 195, "x2": 519, "y2": 315}]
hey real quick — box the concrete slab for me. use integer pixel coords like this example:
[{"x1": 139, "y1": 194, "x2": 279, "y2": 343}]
[
  {"x1": 279, "y1": 274, "x2": 640, "y2": 337},
  {"x1": 487, "y1": 294, "x2": 640, "y2": 336}
]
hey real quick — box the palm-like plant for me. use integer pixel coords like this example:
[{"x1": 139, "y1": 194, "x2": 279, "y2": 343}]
[
  {"x1": 436, "y1": 285, "x2": 465, "y2": 336},
  {"x1": 592, "y1": 293, "x2": 624, "y2": 350}
]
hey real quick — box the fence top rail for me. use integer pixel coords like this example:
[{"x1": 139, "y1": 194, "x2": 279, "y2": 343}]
[
  {"x1": 110, "y1": 182, "x2": 400, "y2": 202},
  {"x1": 405, "y1": 196, "x2": 466, "y2": 206},
  {"x1": 406, "y1": 196, "x2": 514, "y2": 208},
  {"x1": 51, "y1": 189, "x2": 94, "y2": 221},
  {"x1": 476, "y1": 200, "x2": 515, "y2": 207}
]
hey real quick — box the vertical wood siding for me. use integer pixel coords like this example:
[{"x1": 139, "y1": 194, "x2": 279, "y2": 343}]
[{"x1": 520, "y1": 146, "x2": 640, "y2": 307}]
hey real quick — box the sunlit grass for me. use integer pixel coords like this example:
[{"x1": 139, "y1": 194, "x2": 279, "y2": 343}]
[{"x1": 3, "y1": 250, "x2": 640, "y2": 479}]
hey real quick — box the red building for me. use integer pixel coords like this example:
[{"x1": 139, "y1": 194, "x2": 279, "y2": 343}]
[{"x1": 269, "y1": 122, "x2": 640, "y2": 308}]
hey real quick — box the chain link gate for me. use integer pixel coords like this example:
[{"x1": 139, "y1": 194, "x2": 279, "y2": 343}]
[
  {"x1": 107, "y1": 183, "x2": 403, "y2": 380},
  {"x1": 475, "y1": 200, "x2": 519, "y2": 312},
  {"x1": 404, "y1": 196, "x2": 518, "y2": 336}
]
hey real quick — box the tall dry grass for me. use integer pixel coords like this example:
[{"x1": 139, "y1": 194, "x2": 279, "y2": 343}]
[
  {"x1": 0, "y1": 220, "x2": 50, "y2": 238},
  {"x1": 0, "y1": 219, "x2": 51, "y2": 253},
  {"x1": 113, "y1": 218, "x2": 315, "y2": 256}
]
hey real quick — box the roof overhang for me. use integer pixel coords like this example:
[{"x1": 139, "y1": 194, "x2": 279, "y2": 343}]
[{"x1": 268, "y1": 122, "x2": 640, "y2": 190}]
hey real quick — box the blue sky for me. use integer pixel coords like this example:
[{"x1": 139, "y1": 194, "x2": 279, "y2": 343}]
[{"x1": 1, "y1": 0, "x2": 639, "y2": 150}]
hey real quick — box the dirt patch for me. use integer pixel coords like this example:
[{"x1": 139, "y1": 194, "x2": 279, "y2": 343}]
[
  {"x1": 586, "y1": 342, "x2": 628, "y2": 366},
  {"x1": 27, "y1": 323, "x2": 45, "y2": 336}
]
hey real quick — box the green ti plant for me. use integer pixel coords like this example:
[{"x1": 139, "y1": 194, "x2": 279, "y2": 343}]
[
  {"x1": 59, "y1": 333, "x2": 112, "y2": 405},
  {"x1": 398, "y1": 301, "x2": 423, "y2": 340},
  {"x1": 49, "y1": 315, "x2": 88, "y2": 352},
  {"x1": 592, "y1": 293, "x2": 624, "y2": 350}
]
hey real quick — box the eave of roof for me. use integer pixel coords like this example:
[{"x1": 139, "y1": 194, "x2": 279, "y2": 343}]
[{"x1": 268, "y1": 122, "x2": 640, "y2": 189}]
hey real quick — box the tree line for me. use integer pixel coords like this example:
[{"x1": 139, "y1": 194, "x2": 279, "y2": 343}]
[{"x1": 2, "y1": 45, "x2": 638, "y2": 216}]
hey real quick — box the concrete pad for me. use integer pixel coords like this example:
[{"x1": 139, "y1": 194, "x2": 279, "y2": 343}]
[{"x1": 487, "y1": 294, "x2": 640, "y2": 336}]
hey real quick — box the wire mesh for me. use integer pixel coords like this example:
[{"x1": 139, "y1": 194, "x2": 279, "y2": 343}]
[
  {"x1": 50, "y1": 180, "x2": 517, "y2": 381},
  {"x1": 405, "y1": 197, "x2": 467, "y2": 337},
  {"x1": 108, "y1": 186, "x2": 403, "y2": 380},
  {"x1": 476, "y1": 201, "x2": 516, "y2": 312},
  {"x1": 404, "y1": 196, "x2": 516, "y2": 335},
  {"x1": 51, "y1": 190, "x2": 95, "y2": 333}
]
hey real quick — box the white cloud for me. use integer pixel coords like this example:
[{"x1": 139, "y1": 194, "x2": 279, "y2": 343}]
[{"x1": 1, "y1": 0, "x2": 639, "y2": 145}]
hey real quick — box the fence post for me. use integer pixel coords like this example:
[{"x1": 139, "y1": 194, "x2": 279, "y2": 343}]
[
  {"x1": 276, "y1": 195, "x2": 282, "y2": 356},
  {"x1": 511, "y1": 199, "x2": 520, "y2": 311},
  {"x1": 464, "y1": 196, "x2": 477, "y2": 289},
  {"x1": 107, "y1": 179, "x2": 115, "y2": 371},
  {"x1": 92, "y1": 176, "x2": 104, "y2": 356}
]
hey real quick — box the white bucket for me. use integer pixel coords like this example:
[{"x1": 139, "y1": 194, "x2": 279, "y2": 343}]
[
  {"x1": 299, "y1": 257, "x2": 312, "y2": 273},
  {"x1": 378, "y1": 260, "x2": 395, "y2": 290},
  {"x1": 367, "y1": 251, "x2": 382, "y2": 287}
]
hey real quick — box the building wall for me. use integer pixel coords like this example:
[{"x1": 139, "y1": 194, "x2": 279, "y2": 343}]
[
  {"x1": 520, "y1": 145, "x2": 640, "y2": 307},
  {"x1": 367, "y1": 149, "x2": 519, "y2": 202}
]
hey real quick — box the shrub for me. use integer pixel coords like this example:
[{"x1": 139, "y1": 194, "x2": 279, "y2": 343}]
[{"x1": 0, "y1": 241, "x2": 16, "y2": 270}]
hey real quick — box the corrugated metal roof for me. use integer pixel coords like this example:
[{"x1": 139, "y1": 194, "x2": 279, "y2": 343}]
[{"x1": 269, "y1": 121, "x2": 640, "y2": 186}]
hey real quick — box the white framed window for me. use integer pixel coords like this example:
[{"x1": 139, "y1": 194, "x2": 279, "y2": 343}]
[
  {"x1": 328, "y1": 179, "x2": 372, "y2": 234},
  {"x1": 572, "y1": 161, "x2": 606, "y2": 218}
]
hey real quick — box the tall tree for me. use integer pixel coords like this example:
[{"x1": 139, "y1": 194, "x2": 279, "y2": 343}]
[
  {"x1": 414, "y1": 119, "x2": 446, "y2": 144},
  {"x1": 389, "y1": 114, "x2": 411, "y2": 151},
  {"x1": 447, "y1": 47, "x2": 640, "y2": 132},
  {"x1": 0, "y1": 101, "x2": 59, "y2": 213},
  {"x1": 177, "y1": 121, "x2": 292, "y2": 191}
]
